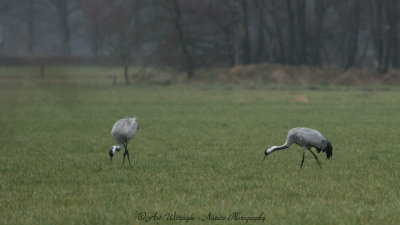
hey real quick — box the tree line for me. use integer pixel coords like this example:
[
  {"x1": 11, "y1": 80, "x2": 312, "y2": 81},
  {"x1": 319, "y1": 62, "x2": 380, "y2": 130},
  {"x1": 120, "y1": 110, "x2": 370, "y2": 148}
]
[{"x1": 0, "y1": 0, "x2": 399, "y2": 81}]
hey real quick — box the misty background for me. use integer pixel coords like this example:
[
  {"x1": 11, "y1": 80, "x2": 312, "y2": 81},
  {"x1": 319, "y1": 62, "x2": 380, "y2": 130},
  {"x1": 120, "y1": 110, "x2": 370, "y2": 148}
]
[{"x1": 0, "y1": 0, "x2": 398, "y2": 83}]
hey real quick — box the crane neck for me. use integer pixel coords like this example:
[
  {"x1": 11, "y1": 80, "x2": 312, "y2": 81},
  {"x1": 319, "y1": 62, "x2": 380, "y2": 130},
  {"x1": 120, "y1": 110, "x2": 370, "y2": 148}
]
[{"x1": 267, "y1": 145, "x2": 288, "y2": 154}]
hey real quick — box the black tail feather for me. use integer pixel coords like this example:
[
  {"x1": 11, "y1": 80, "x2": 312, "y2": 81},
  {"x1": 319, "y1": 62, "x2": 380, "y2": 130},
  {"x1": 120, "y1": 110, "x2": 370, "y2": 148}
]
[{"x1": 325, "y1": 141, "x2": 333, "y2": 159}]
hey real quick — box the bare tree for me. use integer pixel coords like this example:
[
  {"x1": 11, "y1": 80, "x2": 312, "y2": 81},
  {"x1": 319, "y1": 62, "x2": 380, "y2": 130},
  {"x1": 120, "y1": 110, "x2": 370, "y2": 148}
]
[
  {"x1": 270, "y1": 0, "x2": 285, "y2": 63},
  {"x1": 171, "y1": 0, "x2": 193, "y2": 78},
  {"x1": 0, "y1": 0, "x2": 36, "y2": 53},
  {"x1": 102, "y1": 0, "x2": 147, "y2": 84},
  {"x1": 0, "y1": 1, "x2": 12, "y2": 52},
  {"x1": 295, "y1": 0, "x2": 308, "y2": 64},
  {"x1": 368, "y1": 0, "x2": 397, "y2": 73},
  {"x1": 49, "y1": 0, "x2": 71, "y2": 54},
  {"x1": 208, "y1": 1, "x2": 236, "y2": 66},
  {"x1": 311, "y1": 0, "x2": 325, "y2": 66},
  {"x1": 253, "y1": 0, "x2": 265, "y2": 63},
  {"x1": 286, "y1": 0, "x2": 297, "y2": 64},
  {"x1": 155, "y1": 0, "x2": 195, "y2": 78},
  {"x1": 387, "y1": 0, "x2": 399, "y2": 68},
  {"x1": 234, "y1": 0, "x2": 250, "y2": 65},
  {"x1": 80, "y1": 0, "x2": 108, "y2": 57},
  {"x1": 0, "y1": 0, "x2": 398, "y2": 75},
  {"x1": 340, "y1": 0, "x2": 361, "y2": 70}
]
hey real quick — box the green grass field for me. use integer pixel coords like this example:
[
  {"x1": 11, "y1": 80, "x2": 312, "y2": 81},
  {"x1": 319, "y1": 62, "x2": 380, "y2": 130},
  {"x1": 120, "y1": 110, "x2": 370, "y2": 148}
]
[{"x1": 1, "y1": 66, "x2": 400, "y2": 225}]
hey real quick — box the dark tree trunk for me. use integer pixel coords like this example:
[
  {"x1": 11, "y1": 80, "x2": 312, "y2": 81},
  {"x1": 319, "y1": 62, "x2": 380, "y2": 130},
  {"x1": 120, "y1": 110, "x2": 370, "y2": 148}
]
[
  {"x1": 377, "y1": 1, "x2": 384, "y2": 72},
  {"x1": 271, "y1": 0, "x2": 285, "y2": 63},
  {"x1": 254, "y1": 0, "x2": 265, "y2": 63},
  {"x1": 382, "y1": 0, "x2": 393, "y2": 73},
  {"x1": 368, "y1": 0, "x2": 386, "y2": 73},
  {"x1": 387, "y1": 0, "x2": 399, "y2": 68},
  {"x1": 311, "y1": 0, "x2": 325, "y2": 66},
  {"x1": 120, "y1": 43, "x2": 130, "y2": 85},
  {"x1": 208, "y1": 2, "x2": 235, "y2": 66},
  {"x1": 390, "y1": 0, "x2": 399, "y2": 68},
  {"x1": 223, "y1": 29, "x2": 235, "y2": 66},
  {"x1": 375, "y1": 0, "x2": 385, "y2": 73},
  {"x1": 118, "y1": 30, "x2": 131, "y2": 85},
  {"x1": 234, "y1": 0, "x2": 250, "y2": 65},
  {"x1": 368, "y1": 0, "x2": 398, "y2": 73},
  {"x1": 262, "y1": 20, "x2": 272, "y2": 61},
  {"x1": 344, "y1": 0, "x2": 361, "y2": 70},
  {"x1": 295, "y1": 0, "x2": 308, "y2": 64},
  {"x1": 286, "y1": 0, "x2": 297, "y2": 64},
  {"x1": 172, "y1": 0, "x2": 193, "y2": 78},
  {"x1": 123, "y1": 59, "x2": 130, "y2": 85}
]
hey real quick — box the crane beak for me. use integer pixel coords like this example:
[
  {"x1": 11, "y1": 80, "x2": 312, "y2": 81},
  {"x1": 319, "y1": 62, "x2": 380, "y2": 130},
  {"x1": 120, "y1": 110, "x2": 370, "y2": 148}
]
[
  {"x1": 262, "y1": 149, "x2": 269, "y2": 162},
  {"x1": 262, "y1": 153, "x2": 268, "y2": 162}
]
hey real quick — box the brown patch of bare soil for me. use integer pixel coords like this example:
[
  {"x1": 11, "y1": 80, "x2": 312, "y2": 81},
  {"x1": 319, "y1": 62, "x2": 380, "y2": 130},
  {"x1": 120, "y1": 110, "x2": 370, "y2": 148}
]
[{"x1": 294, "y1": 96, "x2": 309, "y2": 103}]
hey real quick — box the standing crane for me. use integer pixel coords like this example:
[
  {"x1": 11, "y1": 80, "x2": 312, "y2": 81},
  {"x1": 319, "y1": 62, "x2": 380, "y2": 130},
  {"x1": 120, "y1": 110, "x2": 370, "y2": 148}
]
[
  {"x1": 262, "y1": 127, "x2": 332, "y2": 168},
  {"x1": 108, "y1": 117, "x2": 139, "y2": 166}
]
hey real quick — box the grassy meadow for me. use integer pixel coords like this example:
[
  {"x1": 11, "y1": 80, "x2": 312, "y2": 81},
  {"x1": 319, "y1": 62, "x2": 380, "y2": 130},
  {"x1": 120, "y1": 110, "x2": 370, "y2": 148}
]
[{"x1": 1, "y1": 66, "x2": 400, "y2": 225}]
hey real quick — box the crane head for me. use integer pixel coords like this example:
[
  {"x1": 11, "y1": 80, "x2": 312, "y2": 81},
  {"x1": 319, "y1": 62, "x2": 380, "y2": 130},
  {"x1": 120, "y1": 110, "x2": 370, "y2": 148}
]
[{"x1": 108, "y1": 145, "x2": 121, "y2": 163}]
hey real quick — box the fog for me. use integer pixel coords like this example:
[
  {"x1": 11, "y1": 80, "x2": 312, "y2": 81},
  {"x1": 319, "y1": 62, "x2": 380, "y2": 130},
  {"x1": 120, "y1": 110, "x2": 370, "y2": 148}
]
[{"x1": 0, "y1": 0, "x2": 398, "y2": 75}]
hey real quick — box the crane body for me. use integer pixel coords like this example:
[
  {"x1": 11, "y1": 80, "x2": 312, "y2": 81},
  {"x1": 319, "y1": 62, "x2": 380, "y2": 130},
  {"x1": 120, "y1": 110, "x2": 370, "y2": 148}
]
[
  {"x1": 109, "y1": 117, "x2": 139, "y2": 166},
  {"x1": 263, "y1": 127, "x2": 332, "y2": 168}
]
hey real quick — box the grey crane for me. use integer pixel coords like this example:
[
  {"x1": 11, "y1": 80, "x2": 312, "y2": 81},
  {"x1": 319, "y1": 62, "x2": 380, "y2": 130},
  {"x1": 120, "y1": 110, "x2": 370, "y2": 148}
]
[
  {"x1": 262, "y1": 127, "x2": 332, "y2": 168},
  {"x1": 108, "y1": 117, "x2": 139, "y2": 166}
]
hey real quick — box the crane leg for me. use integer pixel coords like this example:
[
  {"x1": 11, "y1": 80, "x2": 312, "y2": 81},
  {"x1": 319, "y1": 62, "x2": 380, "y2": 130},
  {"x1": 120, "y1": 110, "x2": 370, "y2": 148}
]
[
  {"x1": 300, "y1": 148, "x2": 306, "y2": 168},
  {"x1": 122, "y1": 142, "x2": 131, "y2": 166},
  {"x1": 308, "y1": 149, "x2": 322, "y2": 169}
]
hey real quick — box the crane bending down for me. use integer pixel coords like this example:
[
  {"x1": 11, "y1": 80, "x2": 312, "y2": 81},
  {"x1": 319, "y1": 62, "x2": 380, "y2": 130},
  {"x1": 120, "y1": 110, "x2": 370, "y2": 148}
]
[
  {"x1": 262, "y1": 127, "x2": 332, "y2": 168},
  {"x1": 109, "y1": 117, "x2": 139, "y2": 166}
]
